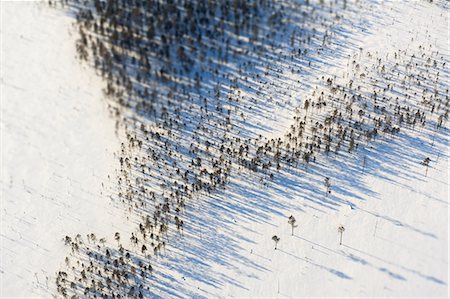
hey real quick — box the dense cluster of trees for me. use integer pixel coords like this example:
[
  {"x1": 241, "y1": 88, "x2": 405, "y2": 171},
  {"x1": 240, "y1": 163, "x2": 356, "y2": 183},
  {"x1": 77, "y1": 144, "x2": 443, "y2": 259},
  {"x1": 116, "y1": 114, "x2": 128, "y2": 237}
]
[
  {"x1": 56, "y1": 234, "x2": 154, "y2": 298},
  {"x1": 50, "y1": 0, "x2": 448, "y2": 297},
  {"x1": 52, "y1": 0, "x2": 355, "y2": 296}
]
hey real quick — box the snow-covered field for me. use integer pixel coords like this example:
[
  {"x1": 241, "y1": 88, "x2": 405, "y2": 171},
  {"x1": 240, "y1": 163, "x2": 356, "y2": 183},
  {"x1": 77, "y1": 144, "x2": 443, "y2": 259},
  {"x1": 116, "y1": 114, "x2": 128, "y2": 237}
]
[
  {"x1": 1, "y1": 0, "x2": 449, "y2": 298},
  {"x1": 1, "y1": 2, "x2": 130, "y2": 297}
]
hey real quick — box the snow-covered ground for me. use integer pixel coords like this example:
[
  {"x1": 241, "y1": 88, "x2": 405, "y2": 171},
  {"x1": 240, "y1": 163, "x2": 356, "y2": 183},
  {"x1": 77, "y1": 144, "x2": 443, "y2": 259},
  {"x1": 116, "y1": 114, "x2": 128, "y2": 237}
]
[
  {"x1": 1, "y1": 2, "x2": 129, "y2": 297},
  {"x1": 141, "y1": 1, "x2": 450, "y2": 298},
  {"x1": 1, "y1": 0, "x2": 449, "y2": 298}
]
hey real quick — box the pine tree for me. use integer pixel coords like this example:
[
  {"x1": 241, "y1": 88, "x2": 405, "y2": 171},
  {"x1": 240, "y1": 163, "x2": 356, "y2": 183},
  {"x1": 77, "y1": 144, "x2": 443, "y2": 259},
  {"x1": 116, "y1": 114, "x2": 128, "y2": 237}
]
[
  {"x1": 114, "y1": 232, "x2": 121, "y2": 245},
  {"x1": 272, "y1": 235, "x2": 280, "y2": 250},
  {"x1": 288, "y1": 215, "x2": 297, "y2": 236},
  {"x1": 422, "y1": 157, "x2": 431, "y2": 176},
  {"x1": 324, "y1": 177, "x2": 331, "y2": 195},
  {"x1": 338, "y1": 225, "x2": 345, "y2": 245}
]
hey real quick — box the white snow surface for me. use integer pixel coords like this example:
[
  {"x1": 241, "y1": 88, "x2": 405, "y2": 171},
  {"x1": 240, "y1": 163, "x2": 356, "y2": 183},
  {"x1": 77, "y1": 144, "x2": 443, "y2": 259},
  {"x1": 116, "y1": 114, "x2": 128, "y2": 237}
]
[
  {"x1": 1, "y1": 2, "x2": 129, "y2": 298},
  {"x1": 1, "y1": 0, "x2": 449, "y2": 298}
]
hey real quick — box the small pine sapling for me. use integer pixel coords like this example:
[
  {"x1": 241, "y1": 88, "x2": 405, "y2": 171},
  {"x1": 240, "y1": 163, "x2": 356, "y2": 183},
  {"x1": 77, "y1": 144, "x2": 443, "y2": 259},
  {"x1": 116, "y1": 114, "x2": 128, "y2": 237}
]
[
  {"x1": 272, "y1": 235, "x2": 280, "y2": 250},
  {"x1": 288, "y1": 215, "x2": 297, "y2": 236},
  {"x1": 338, "y1": 225, "x2": 345, "y2": 245}
]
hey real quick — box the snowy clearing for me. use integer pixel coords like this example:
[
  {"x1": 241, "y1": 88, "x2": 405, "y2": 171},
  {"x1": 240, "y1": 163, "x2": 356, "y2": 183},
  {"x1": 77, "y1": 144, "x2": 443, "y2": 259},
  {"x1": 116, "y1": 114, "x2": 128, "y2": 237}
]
[{"x1": 1, "y1": 2, "x2": 129, "y2": 297}]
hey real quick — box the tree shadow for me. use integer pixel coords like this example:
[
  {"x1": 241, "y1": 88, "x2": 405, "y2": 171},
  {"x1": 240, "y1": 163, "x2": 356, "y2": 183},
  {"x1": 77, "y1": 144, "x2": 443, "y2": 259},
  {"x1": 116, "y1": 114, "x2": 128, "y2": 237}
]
[{"x1": 49, "y1": 0, "x2": 450, "y2": 297}]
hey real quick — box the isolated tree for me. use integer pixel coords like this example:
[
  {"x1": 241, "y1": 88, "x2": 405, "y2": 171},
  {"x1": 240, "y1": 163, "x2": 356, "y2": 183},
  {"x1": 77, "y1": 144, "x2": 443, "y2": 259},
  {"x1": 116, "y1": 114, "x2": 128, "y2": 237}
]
[
  {"x1": 114, "y1": 232, "x2": 121, "y2": 245},
  {"x1": 272, "y1": 235, "x2": 280, "y2": 250},
  {"x1": 421, "y1": 157, "x2": 431, "y2": 176},
  {"x1": 324, "y1": 177, "x2": 331, "y2": 195},
  {"x1": 338, "y1": 225, "x2": 345, "y2": 245},
  {"x1": 288, "y1": 215, "x2": 297, "y2": 236}
]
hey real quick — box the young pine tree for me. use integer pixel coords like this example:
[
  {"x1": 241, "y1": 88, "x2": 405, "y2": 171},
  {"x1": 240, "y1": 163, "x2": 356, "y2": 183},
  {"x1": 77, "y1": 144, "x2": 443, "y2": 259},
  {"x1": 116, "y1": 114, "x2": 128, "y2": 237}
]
[
  {"x1": 288, "y1": 215, "x2": 297, "y2": 236},
  {"x1": 338, "y1": 225, "x2": 345, "y2": 245},
  {"x1": 272, "y1": 235, "x2": 280, "y2": 250}
]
